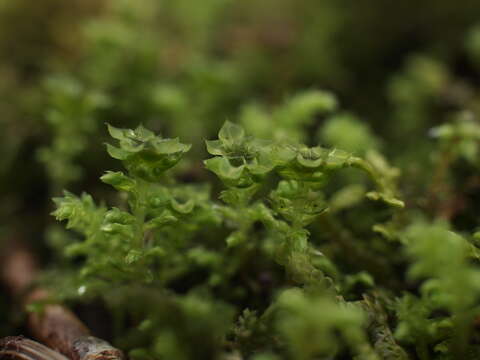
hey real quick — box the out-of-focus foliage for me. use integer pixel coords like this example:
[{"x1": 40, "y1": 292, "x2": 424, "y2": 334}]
[
  {"x1": 319, "y1": 113, "x2": 380, "y2": 155},
  {"x1": 4, "y1": 0, "x2": 480, "y2": 358},
  {"x1": 239, "y1": 90, "x2": 337, "y2": 143}
]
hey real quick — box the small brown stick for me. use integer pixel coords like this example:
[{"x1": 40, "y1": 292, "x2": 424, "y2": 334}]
[
  {"x1": 0, "y1": 240, "x2": 124, "y2": 360},
  {"x1": 425, "y1": 137, "x2": 471, "y2": 221},
  {"x1": 0, "y1": 336, "x2": 69, "y2": 360}
]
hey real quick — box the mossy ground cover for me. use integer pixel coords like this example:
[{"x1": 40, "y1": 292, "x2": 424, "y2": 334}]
[{"x1": 3, "y1": 1, "x2": 480, "y2": 359}]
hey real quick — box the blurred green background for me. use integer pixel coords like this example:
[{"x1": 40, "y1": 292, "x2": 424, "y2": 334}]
[{"x1": 3, "y1": 0, "x2": 480, "y2": 340}]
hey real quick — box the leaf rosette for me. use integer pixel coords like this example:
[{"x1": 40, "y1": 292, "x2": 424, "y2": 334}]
[
  {"x1": 272, "y1": 145, "x2": 353, "y2": 184},
  {"x1": 205, "y1": 121, "x2": 274, "y2": 187},
  {"x1": 106, "y1": 124, "x2": 191, "y2": 182}
]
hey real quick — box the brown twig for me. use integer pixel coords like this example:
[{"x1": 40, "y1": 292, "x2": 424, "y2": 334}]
[
  {"x1": 0, "y1": 336, "x2": 69, "y2": 360},
  {"x1": 427, "y1": 142, "x2": 455, "y2": 217},
  {"x1": 0, "y1": 240, "x2": 124, "y2": 360}
]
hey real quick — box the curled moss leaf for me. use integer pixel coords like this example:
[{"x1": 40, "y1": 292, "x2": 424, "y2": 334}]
[{"x1": 106, "y1": 124, "x2": 191, "y2": 181}]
